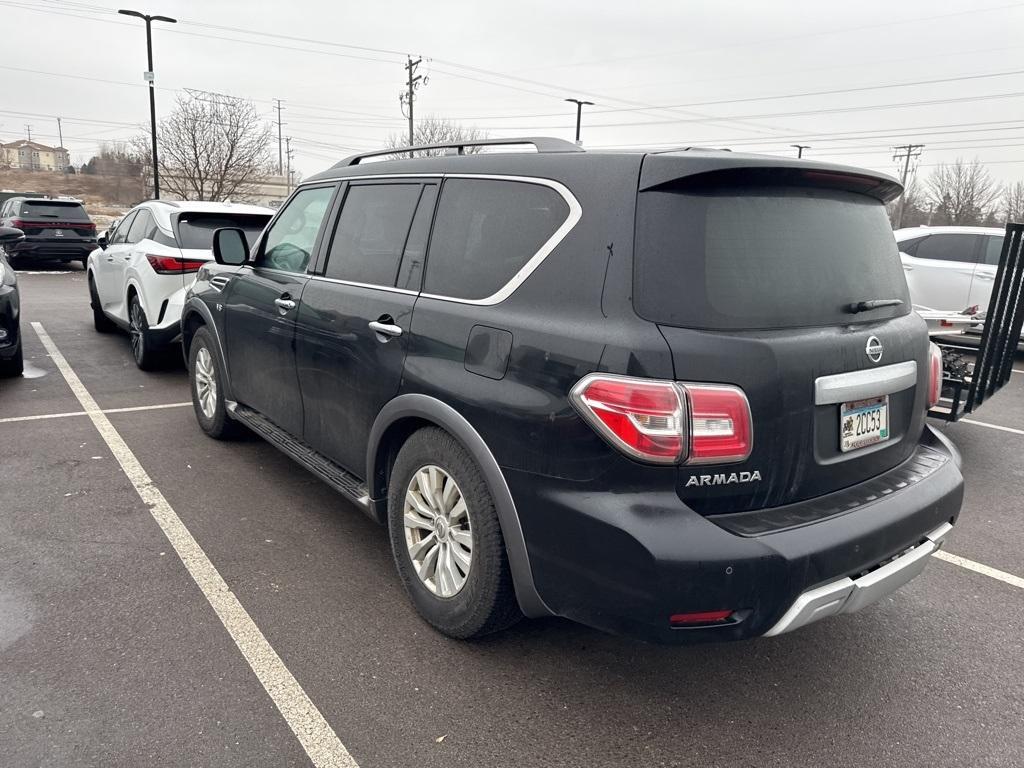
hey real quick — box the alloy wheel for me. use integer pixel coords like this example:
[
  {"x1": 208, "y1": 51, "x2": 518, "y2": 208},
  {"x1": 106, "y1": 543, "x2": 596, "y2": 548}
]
[
  {"x1": 403, "y1": 465, "x2": 473, "y2": 598},
  {"x1": 128, "y1": 300, "x2": 144, "y2": 362},
  {"x1": 194, "y1": 346, "x2": 218, "y2": 419}
]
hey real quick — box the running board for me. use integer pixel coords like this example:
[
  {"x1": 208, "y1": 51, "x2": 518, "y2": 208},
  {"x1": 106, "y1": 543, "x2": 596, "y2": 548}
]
[{"x1": 228, "y1": 404, "x2": 379, "y2": 522}]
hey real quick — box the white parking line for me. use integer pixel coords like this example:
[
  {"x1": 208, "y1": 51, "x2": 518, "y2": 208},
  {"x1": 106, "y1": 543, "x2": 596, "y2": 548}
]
[
  {"x1": 960, "y1": 418, "x2": 1024, "y2": 436},
  {"x1": 0, "y1": 402, "x2": 191, "y2": 424},
  {"x1": 31, "y1": 322, "x2": 358, "y2": 768},
  {"x1": 934, "y1": 551, "x2": 1024, "y2": 590}
]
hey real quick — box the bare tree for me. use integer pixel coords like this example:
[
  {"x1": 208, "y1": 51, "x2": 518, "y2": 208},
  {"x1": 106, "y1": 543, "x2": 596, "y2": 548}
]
[
  {"x1": 888, "y1": 177, "x2": 930, "y2": 228},
  {"x1": 134, "y1": 92, "x2": 274, "y2": 201},
  {"x1": 925, "y1": 158, "x2": 1001, "y2": 226},
  {"x1": 1002, "y1": 180, "x2": 1024, "y2": 224},
  {"x1": 385, "y1": 117, "x2": 488, "y2": 157}
]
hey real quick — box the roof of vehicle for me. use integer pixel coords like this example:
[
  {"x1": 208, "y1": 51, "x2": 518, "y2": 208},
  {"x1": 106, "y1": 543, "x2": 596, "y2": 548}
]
[
  {"x1": 138, "y1": 200, "x2": 275, "y2": 230},
  {"x1": 894, "y1": 225, "x2": 1006, "y2": 238},
  {"x1": 302, "y1": 139, "x2": 903, "y2": 202}
]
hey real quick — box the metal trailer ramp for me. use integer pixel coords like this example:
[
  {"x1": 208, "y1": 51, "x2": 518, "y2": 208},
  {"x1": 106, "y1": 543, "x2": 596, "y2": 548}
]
[{"x1": 930, "y1": 222, "x2": 1024, "y2": 422}]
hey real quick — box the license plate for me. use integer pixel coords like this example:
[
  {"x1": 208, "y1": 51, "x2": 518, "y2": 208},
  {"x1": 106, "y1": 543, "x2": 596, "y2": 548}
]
[{"x1": 840, "y1": 396, "x2": 889, "y2": 452}]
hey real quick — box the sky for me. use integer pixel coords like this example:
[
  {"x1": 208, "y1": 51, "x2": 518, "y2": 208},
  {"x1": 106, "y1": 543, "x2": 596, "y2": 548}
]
[{"x1": 2, "y1": 0, "x2": 1024, "y2": 191}]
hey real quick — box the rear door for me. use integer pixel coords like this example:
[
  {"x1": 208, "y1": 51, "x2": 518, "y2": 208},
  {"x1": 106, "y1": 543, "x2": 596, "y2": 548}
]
[
  {"x1": 223, "y1": 184, "x2": 337, "y2": 436},
  {"x1": 634, "y1": 166, "x2": 926, "y2": 514},
  {"x1": 295, "y1": 179, "x2": 436, "y2": 473},
  {"x1": 967, "y1": 234, "x2": 1004, "y2": 312},
  {"x1": 901, "y1": 232, "x2": 981, "y2": 310}
]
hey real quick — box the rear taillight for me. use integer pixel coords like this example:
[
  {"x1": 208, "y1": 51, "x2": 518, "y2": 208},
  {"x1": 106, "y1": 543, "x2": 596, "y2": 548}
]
[
  {"x1": 570, "y1": 374, "x2": 753, "y2": 465},
  {"x1": 669, "y1": 610, "x2": 734, "y2": 627},
  {"x1": 10, "y1": 219, "x2": 25, "y2": 229},
  {"x1": 927, "y1": 342, "x2": 942, "y2": 409},
  {"x1": 146, "y1": 254, "x2": 207, "y2": 274},
  {"x1": 684, "y1": 384, "x2": 753, "y2": 464},
  {"x1": 570, "y1": 374, "x2": 685, "y2": 463}
]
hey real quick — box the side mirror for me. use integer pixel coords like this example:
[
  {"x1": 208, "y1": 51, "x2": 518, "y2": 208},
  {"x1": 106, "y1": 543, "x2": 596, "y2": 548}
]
[
  {"x1": 97, "y1": 232, "x2": 109, "y2": 249},
  {"x1": 0, "y1": 226, "x2": 25, "y2": 245},
  {"x1": 212, "y1": 227, "x2": 249, "y2": 266}
]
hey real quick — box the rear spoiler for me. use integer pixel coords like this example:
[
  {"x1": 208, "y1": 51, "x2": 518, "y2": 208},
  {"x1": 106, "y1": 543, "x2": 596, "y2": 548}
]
[{"x1": 639, "y1": 154, "x2": 903, "y2": 203}]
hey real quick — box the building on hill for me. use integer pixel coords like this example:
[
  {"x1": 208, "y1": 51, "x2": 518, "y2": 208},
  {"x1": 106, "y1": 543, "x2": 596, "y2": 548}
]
[{"x1": 1, "y1": 140, "x2": 71, "y2": 171}]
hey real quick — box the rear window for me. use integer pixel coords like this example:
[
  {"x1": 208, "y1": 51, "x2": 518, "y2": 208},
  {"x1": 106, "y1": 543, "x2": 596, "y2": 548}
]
[
  {"x1": 634, "y1": 185, "x2": 910, "y2": 330},
  {"x1": 21, "y1": 200, "x2": 90, "y2": 221},
  {"x1": 175, "y1": 213, "x2": 271, "y2": 250}
]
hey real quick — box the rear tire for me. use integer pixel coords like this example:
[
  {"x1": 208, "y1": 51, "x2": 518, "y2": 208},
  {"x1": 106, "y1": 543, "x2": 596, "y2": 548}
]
[
  {"x1": 88, "y1": 275, "x2": 116, "y2": 333},
  {"x1": 388, "y1": 427, "x2": 521, "y2": 639},
  {"x1": 128, "y1": 292, "x2": 160, "y2": 370},
  {"x1": 188, "y1": 326, "x2": 243, "y2": 440},
  {"x1": 0, "y1": 342, "x2": 23, "y2": 377}
]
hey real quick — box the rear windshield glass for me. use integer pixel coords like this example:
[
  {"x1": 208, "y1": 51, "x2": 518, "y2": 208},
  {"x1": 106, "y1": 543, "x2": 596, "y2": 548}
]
[
  {"x1": 175, "y1": 213, "x2": 271, "y2": 250},
  {"x1": 634, "y1": 185, "x2": 909, "y2": 330},
  {"x1": 22, "y1": 201, "x2": 90, "y2": 220}
]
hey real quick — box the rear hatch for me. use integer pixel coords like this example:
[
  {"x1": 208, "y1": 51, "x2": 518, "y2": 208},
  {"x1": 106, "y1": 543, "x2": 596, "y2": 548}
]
[
  {"x1": 14, "y1": 200, "x2": 95, "y2": 242},
  {"x1": 634, "y1": 159, "x2": 928, "y2": 514},
  {"x1": 171, "y1": 212, "x2": 271, "y2": 287}
]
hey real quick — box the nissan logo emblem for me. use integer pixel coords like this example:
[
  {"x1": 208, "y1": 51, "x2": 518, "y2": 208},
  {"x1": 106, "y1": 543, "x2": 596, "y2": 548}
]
[{"x1": 865, "y1": 336, "x2": 883, "y2": 363}]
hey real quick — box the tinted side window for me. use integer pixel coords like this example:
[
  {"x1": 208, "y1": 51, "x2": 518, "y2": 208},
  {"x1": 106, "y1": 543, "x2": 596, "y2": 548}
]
[
  {"x1": 914, "y1": 234, "x2": 980, "y2": 264},
  {"x1": 423, "y1": 179, "x2": 569, "y2": 301},
  {"x1": 897, "y1": 235, "x2": 927, "y2": 255},
  {"x1": 982, "y1": 235, "x2": 1005, "y2": 266},
  {"x1": 257, "y1": 186, "x2": 335, "y2": 272},
  {"x1": 126, "y1": 209, "x2": 154, "y2": 244},
  {"x1": 110, "y1": 211, "x2": 137, "y2": 245},
  {"x1": 323, "y1": 183, "x2": 422, "y2": 286}
]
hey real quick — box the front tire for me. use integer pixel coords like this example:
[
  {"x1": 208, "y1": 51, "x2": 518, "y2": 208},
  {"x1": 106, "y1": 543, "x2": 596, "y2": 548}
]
[
  {"x1": 188, "y1": 326, "x2": 242, "y2": 440},
  {"x1": 388, "y1": 427, "x2": 521, "y2": 639},
  {"x1": 128, "y1": 292, "x2": 160, "y2": 370},
  {"x1": 88, "y1": 275, "x2": 116, "y2": 333}
]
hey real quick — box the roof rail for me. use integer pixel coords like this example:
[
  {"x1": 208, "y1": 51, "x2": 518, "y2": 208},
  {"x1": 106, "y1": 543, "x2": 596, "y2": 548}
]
[{"x1": 337, "y1": 136, "x2": 584, "y2": 167}]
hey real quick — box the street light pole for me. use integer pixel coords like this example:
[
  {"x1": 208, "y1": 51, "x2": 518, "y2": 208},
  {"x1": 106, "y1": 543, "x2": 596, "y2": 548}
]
[
  {"x1": 119, "y1": 9, "x2": 176, "y2": 199},
  {"x1": 565, "y1": 98, "x2": 594, "y2": 145}
]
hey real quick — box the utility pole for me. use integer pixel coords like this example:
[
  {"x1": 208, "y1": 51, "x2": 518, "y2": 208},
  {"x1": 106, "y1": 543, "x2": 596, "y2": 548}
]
[
  {"x1": 119, "y1": 9, "x2": 177, "y2": 199},
  {"x1": 285, "y1": 137, "x2": 293, "y2": 193},
  {"x1": 791, "y1": 144, "x2": 810, "y2": 159},
  {"x1": 565, "y1": 98, "x2": 594, "y2": 145},
  {"x1": 273, "y1": 99, "x2": 285, "y2": 176},
  {"x1": 400, "y1": 56, "x2": 424, "y2": 147},
  {"x1": 25, "y1": 124, "x2": 32, "y2": 141},
  {"x1": 56, "y1": 117, "x2": 63, "y2": 148},
  {"x1": 892, "y1": 143, "x2": 925, "y2": 228}
]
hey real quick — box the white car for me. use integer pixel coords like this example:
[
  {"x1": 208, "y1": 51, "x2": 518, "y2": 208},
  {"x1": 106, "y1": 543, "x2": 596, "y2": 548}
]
[
  {"x1": 896, "y1": 226, "x2": 1005, "y2": 314},
  {"x1": 87, "y1": 200, "x2": 273, "y2": 369}
]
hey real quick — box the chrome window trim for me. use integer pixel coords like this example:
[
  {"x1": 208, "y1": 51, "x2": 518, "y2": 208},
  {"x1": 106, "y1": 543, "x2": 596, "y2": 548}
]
[
  {"x1": 814, "y1": 360, "x2": 918, "y2": 405},
  {"x1": 297, "y1": 173, "x2": 582, "y2": 305},
  {"x1": 311, "y1": 274, "x2": 419, "y2": 296}
]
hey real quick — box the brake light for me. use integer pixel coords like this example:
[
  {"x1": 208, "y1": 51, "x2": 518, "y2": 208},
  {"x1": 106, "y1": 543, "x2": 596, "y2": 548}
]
[
  {"x1": 927, "y1": 342, "x2": 942, "y2": 409},
  {"x1": 10, "y1": 219, "x2": 25, "y2": 229},
  {"x1": 685, "y1": 384, "x2": 753, "y2": 464},
  {"x1": 146, "y1": 254, "x2": 207, "y2": 274},
  {"x1": 570, "y1": 374, "x2": 753, "y2": 465},
  {"x1": 570, "y1": 374, "x2": 685, "y2": 463}
]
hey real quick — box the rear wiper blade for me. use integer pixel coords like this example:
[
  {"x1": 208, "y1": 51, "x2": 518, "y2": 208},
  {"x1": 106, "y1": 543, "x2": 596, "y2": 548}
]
[{"x1": 846, "y1": 298, "x2": 904, "y2": 314}]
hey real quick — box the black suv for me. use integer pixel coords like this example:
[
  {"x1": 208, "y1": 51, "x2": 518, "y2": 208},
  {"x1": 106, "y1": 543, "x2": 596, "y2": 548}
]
[
  {"x1": 182, "y1": 138, "x2": 963, "y2": 643},
  {"x1": 0, "y1": 197, "x2": 97, "y2": 267}
]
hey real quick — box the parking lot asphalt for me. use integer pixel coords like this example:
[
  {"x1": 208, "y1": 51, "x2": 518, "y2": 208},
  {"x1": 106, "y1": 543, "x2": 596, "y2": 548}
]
[{"x1": 3, "y1": 266, "x2": 1023, "y2": 768}]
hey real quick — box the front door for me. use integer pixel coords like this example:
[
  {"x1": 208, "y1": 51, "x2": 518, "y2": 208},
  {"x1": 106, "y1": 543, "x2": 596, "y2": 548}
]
[
  {"x1": 223, "y1": 184, "x2": 337, "y2": 437},
  {"x1": 94, "y1": 210, "x2": 136, "y2": 314},
  {"x1": 296, "y1": 180, "x2": 437, "y2": 474}
]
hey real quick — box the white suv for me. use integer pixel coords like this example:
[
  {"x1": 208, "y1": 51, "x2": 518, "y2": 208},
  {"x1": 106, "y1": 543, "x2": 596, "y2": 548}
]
[
  {"x1": 87, "y1": 200, "x2": 273, "y2": 369},
  {"x1": 896, "y1": 226, "x2": 1005, "y2": 313}
]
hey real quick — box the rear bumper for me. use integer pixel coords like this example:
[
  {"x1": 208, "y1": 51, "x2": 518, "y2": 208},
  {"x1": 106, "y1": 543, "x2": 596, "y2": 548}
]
[
  {"x1": 9, "y1": 240, "x2": 94, "y2": 261},
  {"x1": 506, "y1": 425, "x2": 963, "y2": 643}
]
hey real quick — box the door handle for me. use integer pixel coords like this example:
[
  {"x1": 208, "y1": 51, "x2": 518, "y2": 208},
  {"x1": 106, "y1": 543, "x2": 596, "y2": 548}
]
[
  {"x1": 902, "y1": 265, "x2": 913, "y2": 271},
  {"x1": 274, "y1": 297, "x2": 297, "y2": 311},
  {"x1": 368, "y1": 320, "x2": 403, "y2": 338},
  {"x1": 976, "y1": 273, "x2": 995, "y2": 282}
]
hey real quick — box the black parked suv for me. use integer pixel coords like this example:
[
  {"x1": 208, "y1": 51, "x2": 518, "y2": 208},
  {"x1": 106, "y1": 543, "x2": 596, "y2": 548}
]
[
  {"x1": 182, "y1": 138, "x2": 963, "y2": 643},
  {"x1": 0, "y1": 197, "x2": 97, "y2": 267},
  {"x1": 0, "y1": 227, "x2": 25, "y2": 376}
]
